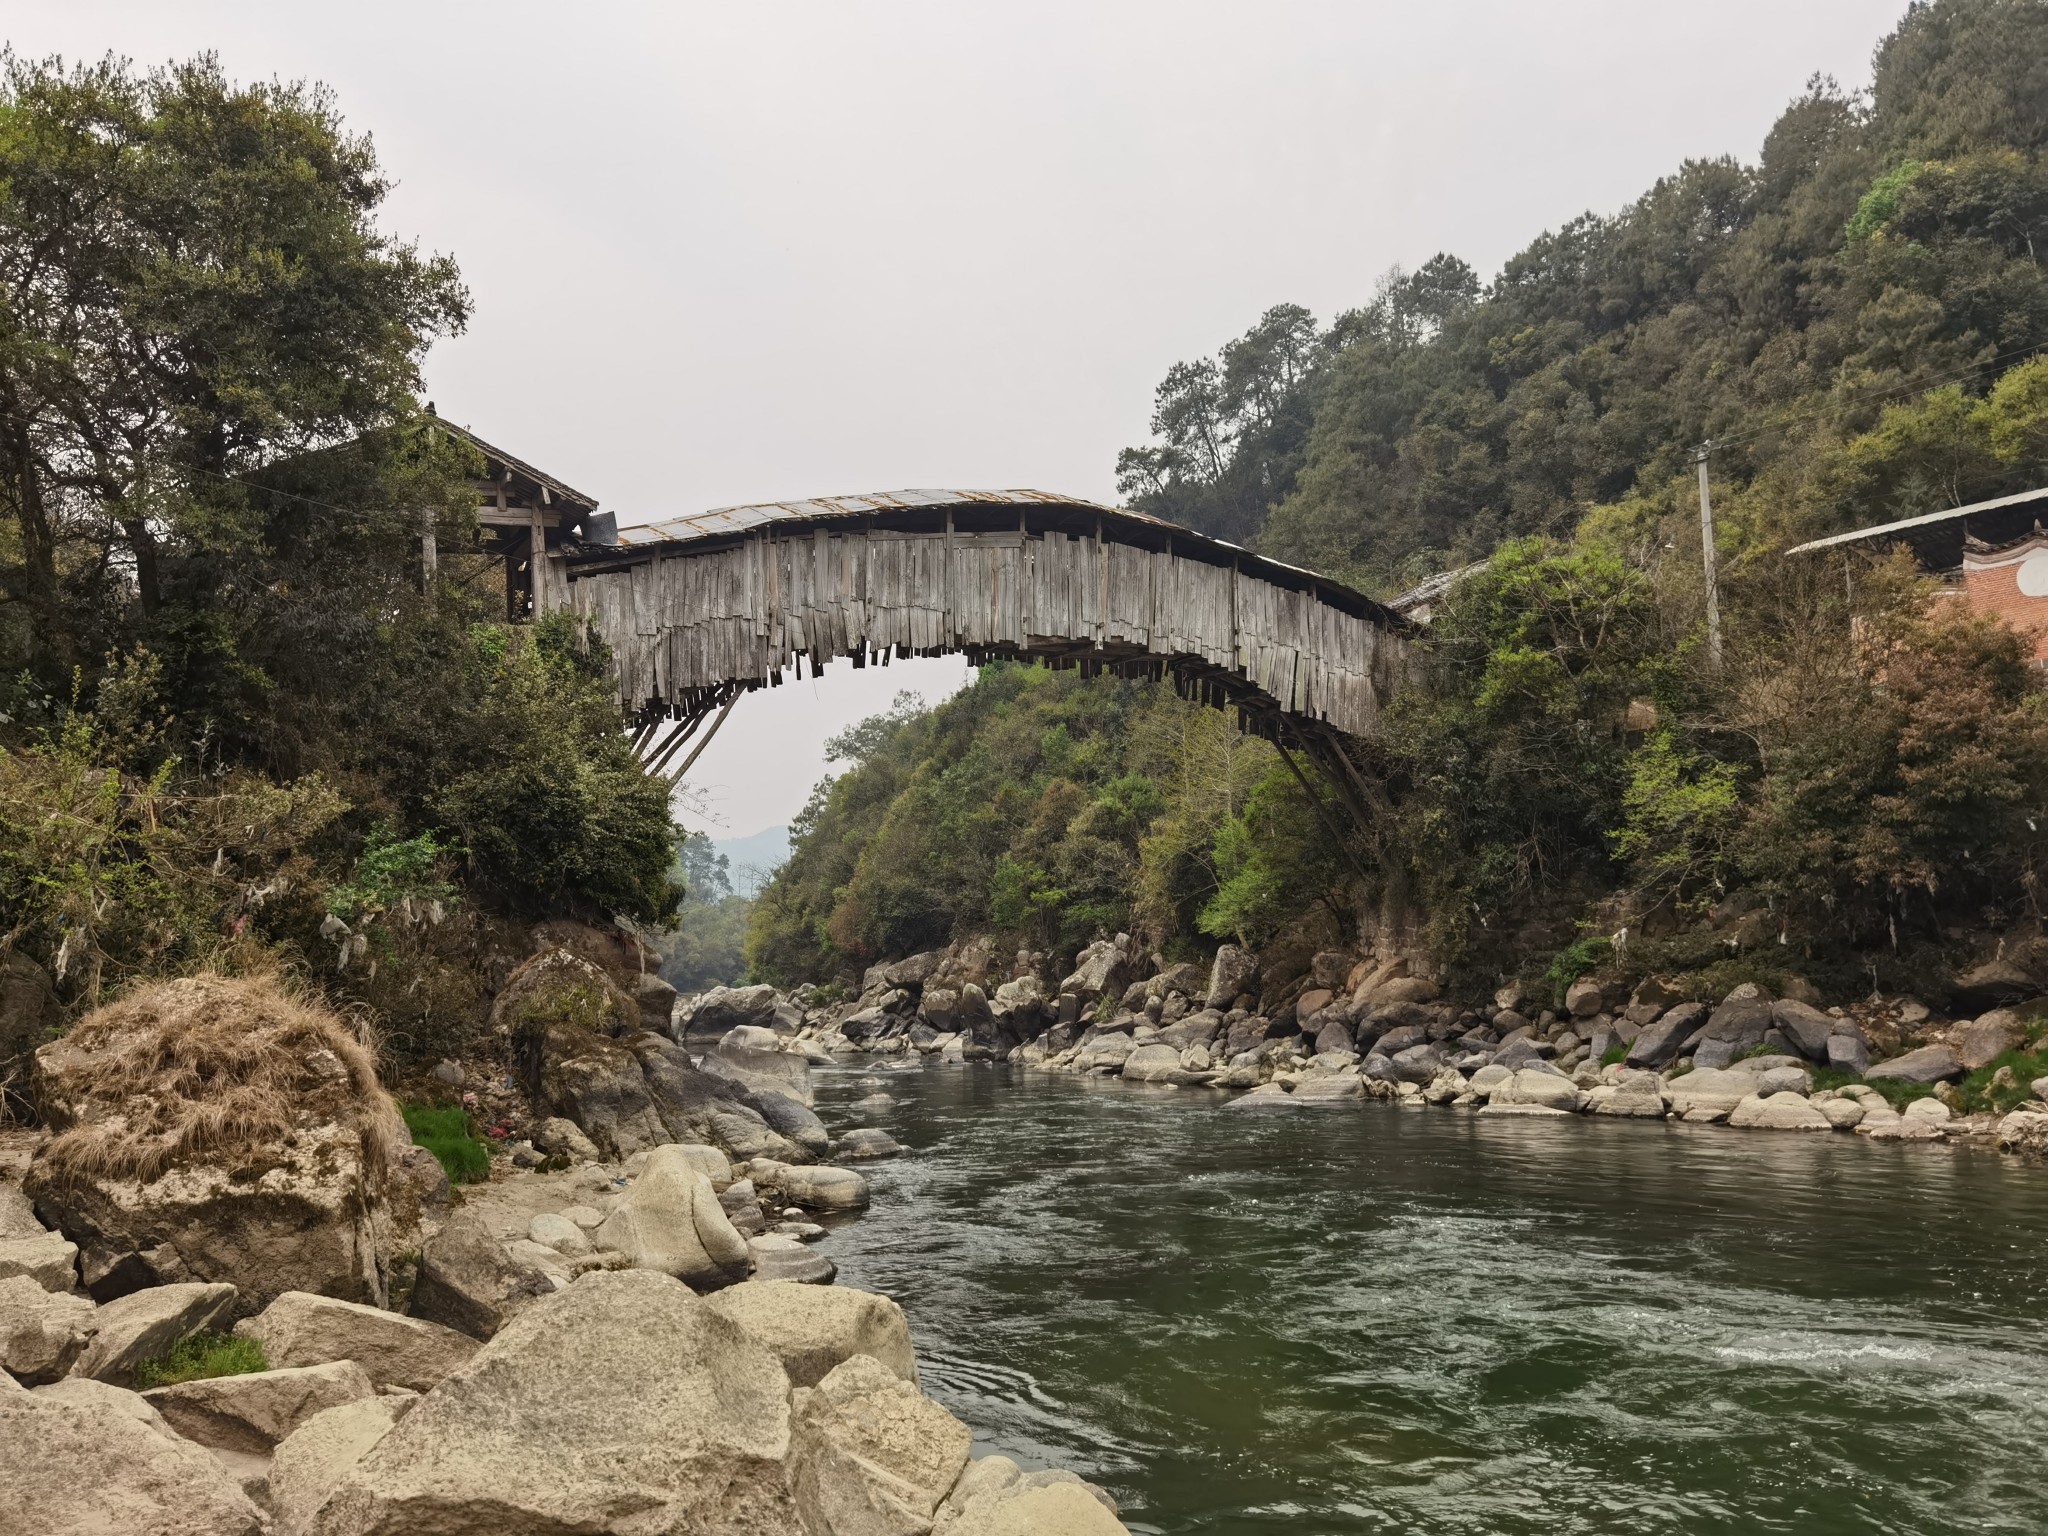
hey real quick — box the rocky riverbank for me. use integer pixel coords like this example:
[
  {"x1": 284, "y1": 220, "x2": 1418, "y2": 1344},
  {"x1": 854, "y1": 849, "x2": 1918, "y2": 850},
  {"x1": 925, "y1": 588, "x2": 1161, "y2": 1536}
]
[
  {"x1": 710, "y1": 933, "x2": 2048, "y2": 1159},
  {"x1": 0, "y1": 964, "x2": 1129, "y2": 1536}
]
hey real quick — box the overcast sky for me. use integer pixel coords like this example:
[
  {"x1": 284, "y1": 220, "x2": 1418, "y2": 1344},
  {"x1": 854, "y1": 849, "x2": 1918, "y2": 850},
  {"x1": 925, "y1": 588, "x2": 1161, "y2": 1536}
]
[{"x1": 17, "y1": 1, "x2": 1909, "y2": 840}]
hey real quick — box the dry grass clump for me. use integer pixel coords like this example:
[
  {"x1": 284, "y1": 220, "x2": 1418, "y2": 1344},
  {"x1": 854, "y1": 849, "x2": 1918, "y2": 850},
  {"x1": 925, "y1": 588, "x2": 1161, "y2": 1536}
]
[{"x1": 35, "y1": 972, "x2": 404, "y2": 1186}]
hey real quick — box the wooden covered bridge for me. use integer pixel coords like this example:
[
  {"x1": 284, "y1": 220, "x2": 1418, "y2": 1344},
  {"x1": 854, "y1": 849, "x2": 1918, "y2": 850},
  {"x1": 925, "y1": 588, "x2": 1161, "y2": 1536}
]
[{"x1": 528, "y1": 487, "x2": 1419, "y2": 822}]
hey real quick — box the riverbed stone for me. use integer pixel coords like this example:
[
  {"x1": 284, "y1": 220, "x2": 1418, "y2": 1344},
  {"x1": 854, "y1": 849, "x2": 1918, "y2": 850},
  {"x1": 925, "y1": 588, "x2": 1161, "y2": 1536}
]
[
  {"x1": 1770, "y1": 1001, "x2": 1835, "y2": 1060},
  {"x1": 142, "y1": 1359, "x2": 375, "y2": 1454},
  {"x1": 1388, "y1": 1043, "x2": 1444, "y2": 1084},
  {"x1": 1951, "y1": 1011, "x2": 2025, "y2": 1071},
  {"x1": 1477, "y1": 1102, "x2": 1573, "y2": 1118},
  {"x1": 1661, "y1": 1067, "x2": 1763, "y2": 1122},
  {"x1": 1755, "y1": 1065, "x2": 1813, "y2": 1097},
  {"x1": 231, "y1": 1291, "x2": 479, "y2": 1392},
  {"x1": 594, "y1": 1143, "x2": 752, "y2": 1289},
  {"x1": 789, "y1": 1354, "x2": 973, "y2": 1536},
  {"x1": 71, "y1": 1280, "x2": 237, "y2": 1387},
  {"x1": 1865, "y1": 1045, "x2": 1966, "y2": 1084},
  {"x1": 0, "y1": 1274, "x2": 97, "y2": 1383},
  {"x1": 1625, "y1": 1003, "x2": 1707, "y2": 1069},
  {"x1": 1563, "y1": 978, "x2": 1605, "y2": 1017},
  {"x1": 1121, "y1": 1043, "x2": 1185, "y2": 1083},
  {"x1": 2, "y1": 1384, "x2": 269, "y2": 1535},
  {"x1": 751, "y1": 1160, "x2": 871, "y2": 1213},
  {"x1": 1290, "y1": 1074, "x2": 1366, "y2": 1104},
  {"x1": 311, "y1": 1269, "x2": 804, "y2": 1535},
  {"x1": 704, "y1": 1279, "x2": 916, "y2": 1388},
  {"x1": 1728, "y1": 1093, "x2": 1831, "y2": 1131},
  {"x1": 408, "y1": 1211, "x2": 554, "y2": 1340},
  {"x1": 0, "y1": 1232, "x2": 80, "y2": 1294},
  {"x1": 1495, "y1": 1068, "x2": 1581, "y2": 1112},
  {"x1": 1819, "y1": 1096, "x2": 1866, "y2": 1130},
  {"x1": 268, "y1": 1395, "x2": 414, "y2": 1536},
  {"x1": 934, "y1": 1455, "x2": 1126, "y2": 1536},
  {"x1": 748, "y1": 1234, "x2": 836, "y2": 1285},
  {"x1": 1997, "y1": 1108, "x2": 2048, "y2": 1155},
  {"x1": 835, "y1": 1128, "x2": 906, "y2": 1161},
  {"x1": 1827, "y1": 1033, "x2": 1871, "y2": 1075},
  {"x1": 1586, "y1": 1081, "x2": 1666, "y2": 1118}
]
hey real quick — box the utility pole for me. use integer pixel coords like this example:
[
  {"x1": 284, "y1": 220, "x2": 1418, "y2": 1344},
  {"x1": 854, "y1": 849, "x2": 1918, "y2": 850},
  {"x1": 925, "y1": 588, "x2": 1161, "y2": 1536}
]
[{"x1": 1696, "y1": 442, "x2": 1723, "y2": 670}]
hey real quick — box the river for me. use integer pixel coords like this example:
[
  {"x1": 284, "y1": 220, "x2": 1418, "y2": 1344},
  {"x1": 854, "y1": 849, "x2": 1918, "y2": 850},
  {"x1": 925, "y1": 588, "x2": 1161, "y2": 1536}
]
[{"x1": 807, "y1": 1062, "x2": 2048, "y2": 1536}]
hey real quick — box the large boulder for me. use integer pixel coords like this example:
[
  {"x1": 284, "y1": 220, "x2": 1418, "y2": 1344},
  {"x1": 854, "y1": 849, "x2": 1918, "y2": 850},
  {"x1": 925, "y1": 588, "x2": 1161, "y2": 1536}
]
[
  {"x1": 1624, "y1": 1003, "x2": 1707, "y2": 1069},
  {"x1": 703, "y1": 1036, "x2": 814, "y2": 1106},
  {"x1": 747, "y1": 1233, "x2": 836, "y2": 1285},
  {"x1": 0, "y1": 1273, "x2": 97, "y2": 1383},
  {"x1": 683, "y1": 984, "x2": 783, "y2": 1039},
  {"x1": 1865, "y1": 1044, "x2": 1966, "y2": 1084},
  {"x1": 934, "y1": 1454, "x2": 1128, "y2": 1535},
  {"x1": 1204, "y1": 945, "x2": 1258, "y2": 1009},
  {"x1": 1950, "y1": 1011, "x2": 2025, "y2": 1072},
  {"x1": 751, "y1": 1160, "x2": 871, "y2": 1213},
  {"x1": 702, "y1": 1279, "x2": 917, "y2": 1388},
  {"x1": 634, "y1": 971, "x2": 681, "y2": 1035},
  {"x1": 592, "y1": 1144, "x2": 751, "y2": 1289},
  {"x1": 25, "y1": 975, "x2": 408, "y2": 1311},
  {"x1": 1563, "y1": 978, "x2": 1605, "y2": 1018},
  {"x1": 1060, "y1": 940, "x2": 1133, "y2": 1006},
  {"x1": 1663, "y1": 1067, "x2": 1762, "y2": 1122},
  {"x1": 232, "y1": 1291, "x2": 478, "y2": 1392},
  {"x1": 1691, "y1": 995, "x2": 1774, "y2": 1068},
  {"x1": 1290, "y1": 1074, "x2": 1366, "y2": 1104},
  {"x1": 268, "y1": 1396, "x2": 414, "y2": 1536},
  {"x1": 1770, "y1": 1001, "x2": 1835, "y2": 1061},
  {"x1": 71, "y1": 1281, "x2": 238, "y2": 1387},
  {"x1": 0, "y1": 1385, "x2": 269, "y2": 1535},
  {"x1": 631, "y1": 1035, "x2": 810, "y2": 1163},
  {"x1": 308, "y1": 1269, "x2": 806, "y2": 1536},
  {"x1": 1120, "y1": 1043, "x2": 1184, "y2": 1083},
  {"x1": 142, "y1": 1359, "x2": 376, "y2": 1454},
  {"x1": 1494, "y1": 1069, "x2": 1581, "y2": 1112},
  {"x1": 500, "y1": 950, "x2": 665, "y2": 1159},
  {"x1": 406, "y1": 1211, "x2": 554, "y2": 1341},
  {"x1": 1728, "y1": 1093, "x2": 1832, "y2": 1132},
  {"x1": 0, "y1": 1231, "x2": 80, "y2": 1292},
  {"x1": 788, "y1": 1354, "x2": 973, "y2": 1536}
]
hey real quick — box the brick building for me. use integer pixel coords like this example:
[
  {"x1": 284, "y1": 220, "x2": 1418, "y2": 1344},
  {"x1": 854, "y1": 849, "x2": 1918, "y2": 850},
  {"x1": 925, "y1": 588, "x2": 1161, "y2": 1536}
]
[{"x1": 1789, "y1": 485, "x2": 2048, "y2": 660}]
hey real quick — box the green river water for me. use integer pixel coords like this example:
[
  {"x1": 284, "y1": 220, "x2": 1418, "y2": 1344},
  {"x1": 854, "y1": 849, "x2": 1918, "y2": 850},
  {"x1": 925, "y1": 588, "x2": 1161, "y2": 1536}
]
[{"x1": 807, "y1": 1063, "x2": 2048, "y2": 1536}]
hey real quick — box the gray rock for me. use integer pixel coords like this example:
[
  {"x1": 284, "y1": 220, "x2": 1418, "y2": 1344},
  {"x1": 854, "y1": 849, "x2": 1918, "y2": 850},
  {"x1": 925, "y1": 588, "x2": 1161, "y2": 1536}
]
[
  {"x1": 594, "y1": 1143, "x2": 752, "y2": 1289},
  {"x1": 1865, "y1": 1044, "x2": 1966, "y2": 1084},
  {"x1": 751, "y1": 1160, "x2": 871, "y2": 1212},
  {"x1": 231, "y1": 1290, "x2": 478, "y2": 1393},
  {"x1": 1756, "y1": 1065, "x2": 1813, "y2": 1097},
  {"x1": 1951, "y1": 1010, "x2": 2025, "y2": 1072},
  {"x1": 408, "y1": 1211, "x2": 554, "y2": 1341},
  {"x1": 835, "y1": 1128, "x2": 906, "y2": 1160},
  {"x1": 1770, "y1": 1001, "x2": 1835, "y2": 1060},
  {"x1": 747, "y1": 1234, "x2": 836, "y2": 1285},
  {"x1": 0, "y1": 1232, "x2": 80, "y2": 1294},
  {"x1": 532, "y1": 1116, "x2": 601, "y2": 1163},
  {"x1": 71, "y1": 1281, "x2": 238, "y2": 1387},
  {"x1": 1625, "y1": 1003, "x2": 1708, "y2": 1068},
  {"x1": 0, "y1": 1274, "x2": 97, "y2": 1383},
  {"x1": 141, "y1": 1359, "x2": 376, "y2": 1454},
  {"x1": 1121, "y1": 1042, "x2": 1185, "y2": 1083},
  {"x1": 1564, "y1": 978, "x2": 1605, "y2": 1017},
  {"x1": 0, "y1": 1180, "x2": 45, "y2": 1240},
  {"x1": 1728, "y1": 1093, "x2": 1832, "y2": 1131},
  {"x1": 935, "y1": 1453, "x2": 1127, "y2": 1535},
  {"x1": 1662, "y1": 1067, "x2": 1763, "y2": 1123},
  {"x1": 311, "y1": 1269, "x2": 806, "y2": 1535},
  {"x1": 1313, "y1": 1019, "x2": 1356, "y2": 1056},
  {"x1": 789, "y1": 1355, "x2": 972, "y2": 1536},
  {"x1": 1586, "y1": 1081, "x2": 1665, "y2": 1118},
  {"x1": 1495, "y1": 1069, "x2": 1580, "y2": 1112},
  {"x1": 1388, "y1": 1043, "x2": 1444, "y2": 1085},
  {"x1": 528, "y1": 1212, "x2": 593, "y2": 1257},
  {"x1": 1290, "y1": 1074, "x2": 1366, "y2": 1104},
  {"x1": 1826, "y1": 1033, "x2": 1871, "y2": 1075},
  {"x1": 1205, "y1": 944, "x2": 1257, "y2": 1010},
  {"x1": 703, "y1": 1278, "x2": 917, "y2": 1388},
  {"x1": 267, "y1": 1395, "x2": 413, "y2": 1536},
  {"x1": 682, "y1": 982, "x2": 782, "y2": 1038},
  {"x1": 1819, "y1": 1097, "x2": 1866, "y2": 1130},
  {"x1": 1, "y1": 1383, "x2": 268, "y2": 1534}
]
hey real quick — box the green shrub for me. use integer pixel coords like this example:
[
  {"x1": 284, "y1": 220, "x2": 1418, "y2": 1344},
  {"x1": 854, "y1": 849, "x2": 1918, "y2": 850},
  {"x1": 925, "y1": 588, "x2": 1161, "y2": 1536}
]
[
  {"x1": 402, "y1": 1102, "x2": 491, "y2": 1184},
  {"x1": 1601, "y1": 1043, "x2": 1629, "y2": 1066},
  {"x1": 1544, "y1": 936, "x2": 1612, "y2": 1002},
  {"x1": 135, "y1": 1332, "x2": 267, "y2": 1388}
]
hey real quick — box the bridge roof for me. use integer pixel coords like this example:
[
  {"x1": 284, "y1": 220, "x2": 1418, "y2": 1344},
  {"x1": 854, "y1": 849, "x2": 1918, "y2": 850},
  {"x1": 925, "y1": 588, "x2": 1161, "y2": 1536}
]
[{"x1": 600, "y1": 488, "x2": 1392, "y2": 622}]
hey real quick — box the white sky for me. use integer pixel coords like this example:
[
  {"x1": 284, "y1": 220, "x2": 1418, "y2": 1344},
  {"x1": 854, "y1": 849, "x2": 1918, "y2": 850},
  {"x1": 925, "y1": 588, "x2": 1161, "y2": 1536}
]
[{"x1": 15, "y1": 0, "x2": 1909, "y2": 839}]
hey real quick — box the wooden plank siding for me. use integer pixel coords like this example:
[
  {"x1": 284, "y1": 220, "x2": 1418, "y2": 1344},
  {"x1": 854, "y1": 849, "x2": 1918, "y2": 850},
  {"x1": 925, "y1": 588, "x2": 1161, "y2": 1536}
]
[{"x1": 566, "y1": 525, "x2": 1417, "y2": 740}]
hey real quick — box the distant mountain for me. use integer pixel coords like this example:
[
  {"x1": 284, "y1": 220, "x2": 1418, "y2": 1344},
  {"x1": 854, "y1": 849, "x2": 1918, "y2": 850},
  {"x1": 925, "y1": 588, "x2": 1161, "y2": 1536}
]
[{"x1": 712, "y1": 825, "x2": 791, "y2": 897}]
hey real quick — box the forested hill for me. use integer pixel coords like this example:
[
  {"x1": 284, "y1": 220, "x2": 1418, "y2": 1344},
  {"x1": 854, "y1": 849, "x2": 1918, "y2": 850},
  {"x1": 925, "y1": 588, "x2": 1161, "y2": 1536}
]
[
  {"x1": 1117, "y1": 0, "x2": 2048, "y2": 598},
  {"x1": 750, "y1": 0, "x2": 2048, "y2": 1006}
]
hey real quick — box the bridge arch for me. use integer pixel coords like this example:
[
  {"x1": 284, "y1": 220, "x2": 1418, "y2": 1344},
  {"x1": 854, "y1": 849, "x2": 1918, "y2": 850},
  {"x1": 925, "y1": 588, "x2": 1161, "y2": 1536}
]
[{"x1": 558, "y1": 489, "x2": 1416, "y2": 777}]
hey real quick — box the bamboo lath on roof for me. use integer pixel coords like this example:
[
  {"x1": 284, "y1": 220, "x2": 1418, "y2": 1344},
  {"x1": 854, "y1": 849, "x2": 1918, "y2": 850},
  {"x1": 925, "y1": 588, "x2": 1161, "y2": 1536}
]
[{"x1": 560, "y1": 490, "x2": 1418, "y2": 741}]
